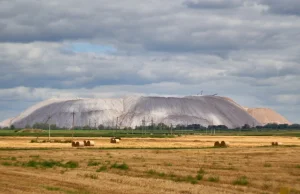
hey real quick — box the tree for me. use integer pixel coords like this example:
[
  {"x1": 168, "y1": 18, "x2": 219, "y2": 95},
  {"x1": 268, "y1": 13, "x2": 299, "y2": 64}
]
[
  {"x1": 98, "y1": 124, "x2": 105, "y2": 130},
  {"x1": 242, "y1": 124, "x2": 250, "y2": 129}
]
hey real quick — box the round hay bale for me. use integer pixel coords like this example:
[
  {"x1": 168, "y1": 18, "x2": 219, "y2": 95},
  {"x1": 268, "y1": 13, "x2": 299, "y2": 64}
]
[
  {"x1": 115, "y1": 137, "x2": 121, "y2": 140},
  {"x1": 271, "y1": 142, "x2": 275, "y2": 146},
  {"x1": 220, "y1": 141, "x2": 230, "y2": 147},
  {"x1": 214, "y1": 141, "x2": 220, "y2": 147},
  {"x1": 110, "y1": 138, "x2": 116, "y2": 143},
  {"x1": 72, "y1": 141, "x2": 76, "y2": 147},
  {"x1": 277, "y1": 142, "x2": 283, "y2": 146},
  {"x1": 110, "y1": 138, "x2": 119, "y2": 144},
  {"x1": 84, "y1": 140, "x2": 88, "y2": 146},
  {"x1": 87, "y1": 140, "x2": 95, "y2": 146},
  {"x1": 75, "y1": 141, "x2": 84, "y2": 147}
]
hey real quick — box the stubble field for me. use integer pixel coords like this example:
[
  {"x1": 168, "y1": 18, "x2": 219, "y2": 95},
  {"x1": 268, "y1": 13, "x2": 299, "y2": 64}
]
[{"x1": 0, "y1": 136, "x2": 300, "y2": 194}]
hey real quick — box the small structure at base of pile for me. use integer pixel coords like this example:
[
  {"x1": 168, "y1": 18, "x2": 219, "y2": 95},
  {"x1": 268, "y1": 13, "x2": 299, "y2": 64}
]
[
  {"x1": 214, "y1": 141, "x2": 230, "y2": 147},
  {"x1": 271, "y1": 142, "x2": 283, "y2": 146},
  {"x1": 111, "y1": 137, "x2": 120, "y2": 143},
  {"x1": 72, "y1": 141, "x2": 84, "y2": 147}
]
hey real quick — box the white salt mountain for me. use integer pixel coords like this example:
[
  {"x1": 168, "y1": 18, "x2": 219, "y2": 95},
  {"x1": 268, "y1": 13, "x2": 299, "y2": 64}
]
[{"x1": 0, "y1": 96, "x2": 261, "y2": 129}]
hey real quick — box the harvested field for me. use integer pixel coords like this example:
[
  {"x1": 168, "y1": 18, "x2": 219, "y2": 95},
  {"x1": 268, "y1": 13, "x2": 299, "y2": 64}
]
[
  {"x1": 0, "y1": 136, "x2": 299, "y2": 194},
  {"x1": 0, "y1": 136, "x2": 300, "y2": 148}
]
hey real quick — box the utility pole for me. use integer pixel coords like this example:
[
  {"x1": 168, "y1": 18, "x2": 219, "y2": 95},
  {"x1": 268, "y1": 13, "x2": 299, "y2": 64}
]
[
  {"x1": 116, "y1": 117, "x2": 118, "y2": 132},
  {"x1": 142, "y1": 117, "x2": 146, "y2": 135},
  {"x1": 48, "y1": 122, "x2": 51, "y2": 141},
  {"x1": 72, "y1": 111, "x2": 75, "y2": 139},
  {"x1": 151, "y1": 118, "x2": 154, "y2": 130},
  {"x1": 45, "y1": 115, "x2": 51, "y2": 141}
]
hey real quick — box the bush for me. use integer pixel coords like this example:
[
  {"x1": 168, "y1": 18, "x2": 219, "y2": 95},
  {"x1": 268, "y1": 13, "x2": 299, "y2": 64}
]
[
  {"x1": 110, "y1": 162, "x2": 129, "y2": 170},
  {"x1": 96, "y1": 165, "x2": 107, "y2": 172},
  {"x1": 84, "y1": 173, "x2": 98, "y2": 179},
  {"x1": 185, "y1": 175, "x2": 197, "y2": 184},
  {"x1": 64, "y1": 161, "x2": 78, "y2": 168},
  {"x1": 196, "y1": 173, "x2": 203, "y2": 180},
  {"x1": 197, "y1": 168, "x2": 205, "y2": 174},
  {"x1": 88, "y1": 160, "x2": 100, "y2": 166},
  {"x1": 233, "y1": 176, "x2": 248, "y2": 185},
  {"x1": 208, "y1": 176, "x2": 219, "y2": 182},
  {"x1": 25, "y1": 160, "x2": 38, "y2": 167},
  {"x1": 1, "y1": 161, "x2": 12, "y2": 166},
  {"x1": 41, "y1": 160, "x2": 63, "y2": 168}
]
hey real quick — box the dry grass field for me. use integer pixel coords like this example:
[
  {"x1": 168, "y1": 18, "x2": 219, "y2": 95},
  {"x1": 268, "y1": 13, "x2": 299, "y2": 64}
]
[{"x1": 0, "y1": 136, "x2": 300, "y2": 194}]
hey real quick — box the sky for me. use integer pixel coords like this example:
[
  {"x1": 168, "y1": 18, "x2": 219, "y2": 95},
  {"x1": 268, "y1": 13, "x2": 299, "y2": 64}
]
[{"x1": 0, "y1": 0, "x2": 299, "y2": 123}]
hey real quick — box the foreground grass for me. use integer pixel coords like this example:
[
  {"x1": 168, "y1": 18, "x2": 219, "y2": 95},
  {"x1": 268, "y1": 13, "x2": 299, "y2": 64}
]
[{"x1": 0, "y1": 138, "x2": 300, "y2": 194}]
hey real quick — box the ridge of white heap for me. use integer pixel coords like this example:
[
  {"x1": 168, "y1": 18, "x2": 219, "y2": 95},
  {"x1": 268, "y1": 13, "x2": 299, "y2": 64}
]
[{"x1": 0, "y1": 95, "x2": 261, "y2": 129}]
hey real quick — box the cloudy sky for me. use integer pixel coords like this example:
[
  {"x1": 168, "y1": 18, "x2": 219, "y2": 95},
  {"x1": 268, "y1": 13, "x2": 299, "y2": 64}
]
[{"x1": 0, "y1": 0, "x2": 300, "y2": 123}]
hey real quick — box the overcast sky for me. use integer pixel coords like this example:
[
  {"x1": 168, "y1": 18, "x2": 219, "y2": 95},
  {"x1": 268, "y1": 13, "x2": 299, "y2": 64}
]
[{"x1": 0, "y1": 0, "x2": 299, "y2": 123}]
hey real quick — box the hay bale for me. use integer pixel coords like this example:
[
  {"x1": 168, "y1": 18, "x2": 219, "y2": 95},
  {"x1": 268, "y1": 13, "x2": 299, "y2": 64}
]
[
  {"x1": 115, "y1": 137, "x2": 121, "y2": 140},
  {"x1": 87, "y1": 140, "x2": 95, "y2": 146},
  {"x1": 277, "y1": 142, "x2": 283, "y2": 146},
  {"x1": 271, "y1": 142, "x2": 275, "y2": 146},
  {"x1": 110, "y1": 138, "x2": 120, "y2": 144},
  {"x1": 71, "y1": 141, "x2": 76, "y2": 147},
  {"x1": 75, "y1": 141, "x2": 84, "y2": 147},
  {"x1": 220, "y1": 141, "x2": 229, "y2": 147},
  {"x1": 84, "y1": 140, "x2": 88, "y2": 146},
  {"x1": 214, "y1": 141, "x2": 220, "y2": 147},
  {"x1": 272, "y1": 142, "x2": 282, "y2": 146}
]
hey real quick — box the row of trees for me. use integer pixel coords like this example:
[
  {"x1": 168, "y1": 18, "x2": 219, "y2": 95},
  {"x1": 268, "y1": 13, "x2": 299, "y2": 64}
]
[{"x1": 2, "y1": 122, "x2": 300, "y2": 130}]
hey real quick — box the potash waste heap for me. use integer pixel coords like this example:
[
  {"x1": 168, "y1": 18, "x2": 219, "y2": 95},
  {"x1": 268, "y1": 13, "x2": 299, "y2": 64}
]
[{"x1": 0, "y1": 95, "x2": 290, "y2": 129}]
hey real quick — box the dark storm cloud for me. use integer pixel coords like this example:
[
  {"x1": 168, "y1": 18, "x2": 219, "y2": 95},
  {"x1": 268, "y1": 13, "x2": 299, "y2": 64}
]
[
  {"x1": 260, "y1": 0, "x2": 300, "y2": 16},
  {"x1": 183, "y1": 0, "x2": 244, "y2": 9}
]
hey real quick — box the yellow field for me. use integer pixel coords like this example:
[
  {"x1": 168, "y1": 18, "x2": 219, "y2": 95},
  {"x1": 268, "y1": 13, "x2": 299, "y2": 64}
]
[{"x1": 0, "y1": 136, "x2": 300, "y2": 194}]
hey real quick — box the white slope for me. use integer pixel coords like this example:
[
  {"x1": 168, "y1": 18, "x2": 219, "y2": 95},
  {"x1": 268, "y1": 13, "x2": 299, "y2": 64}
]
[
  {"x1": 2, "y1": 96, "x2": 261, "y2": 129},
  {"x1": 119, "y1": 96, "x2": 261, "y2": 128},
  {"x1": 11, "y1": 98, "x2": 123, "y2": 128},
  {"x1": 0, "y1": 118, "x2": 14, "y2": 128}
]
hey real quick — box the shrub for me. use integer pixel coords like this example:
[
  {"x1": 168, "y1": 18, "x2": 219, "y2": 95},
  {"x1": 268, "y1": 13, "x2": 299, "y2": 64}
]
[
  {"x1": 96, "y1": 165, "x2": 107, "y2": 172},
  {"x1": 196, "y1": 173, "x2": 203, "y2": 180},
  {"x1": 84, "y1": 173, "x2": 98, "y2": 179},
  {"x1": 10, "y1": 157, "x2": 17, "y2": 161},
  {"x1": 41, "y1": 160, "x2": 63, "y2": 168},
  {"x1": 25, "y1": 160, "x2": 38, "y2": 167},
  {"x1": 110, "y1": 162, "x2": 129, "y2": 170},
  {"x1": 146, "y1": 170, "x2": 165, "y2": 177},
  {"x1": 186, "y1": 175, "x2": 197, "y2": 184},
  {"x1": 44, "y1": 186, "x2": 60, "y2": 191},
  {"x1": 264, "y1": 163, "x2": 272, "y2": 167},
  {"x1": 208, "y1": 176, "x2": 219, "y2": 182},
  {"x1": 88, "y1": 160, "x2": 100, "y2": 166},
  {"x1": 64, "y1": 161, "x2": 78, "y2": 168},
  {"x1": 197, "y1": 168, "x2": 205, "y2": 174},
  {"x1": 1, "y1": 161, "x2": 12, "y2": 166},
  {"x1": 233, "y1": 176, "x2": 248, "y2": 185}
]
